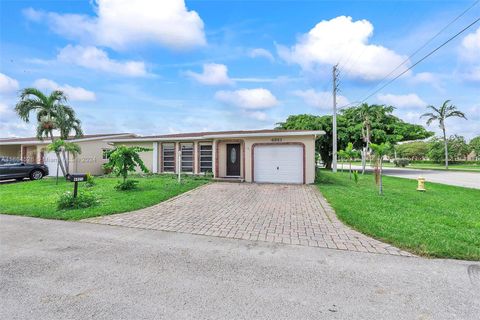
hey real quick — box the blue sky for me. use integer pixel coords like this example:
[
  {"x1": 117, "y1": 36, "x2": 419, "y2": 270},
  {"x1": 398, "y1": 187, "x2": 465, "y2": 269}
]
[{"x1": 0, "y1": 0, "x2": 479, "y2": 140}]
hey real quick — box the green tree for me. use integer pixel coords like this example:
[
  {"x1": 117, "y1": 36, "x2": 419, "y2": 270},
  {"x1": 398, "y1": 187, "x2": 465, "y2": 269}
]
[
  {"x1": 421, "y1": 100, "x2": 467, "y2": 169},
  {"x1": 104, "y1": 146, "x2": 152, "y2": 189},
  {"x1": 276, "y1": 105, "x2": 432, "y2": 169},
  {"x1": 339, "y1": 142, "x2": 360, "y2": 179},
  {"x1": 370, "y1": 142, "x2": 391, "y2": 195},
  {"x1": 470, "y1": 136, "x2": 480, "y2": 160},
  {"x1": 449, "y1": 135, "x2": 471, "y2": 161},
  {"x1": 15, "y1": 88, "x2": 83, "y2": 176},
  {"x1": 395, "y1": 141, "x2": 429, "y2": 160},
  {"x1": 276, "y1": 114, "x2": 350, "y2": 169}
]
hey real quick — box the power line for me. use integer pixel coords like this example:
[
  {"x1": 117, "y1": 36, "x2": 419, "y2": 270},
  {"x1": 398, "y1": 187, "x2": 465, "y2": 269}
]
[
  {"x1": 367, "y1": 0, "x2": 480, "y2": 93},
  {"x1": 360, "y1": 16, "x2": 480, "y2": 104}
]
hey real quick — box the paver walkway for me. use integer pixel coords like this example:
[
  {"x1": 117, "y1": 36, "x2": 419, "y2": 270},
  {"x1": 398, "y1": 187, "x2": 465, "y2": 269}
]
[{"x1": 84, "y1": 183, "x2": 412, "y2": 256}]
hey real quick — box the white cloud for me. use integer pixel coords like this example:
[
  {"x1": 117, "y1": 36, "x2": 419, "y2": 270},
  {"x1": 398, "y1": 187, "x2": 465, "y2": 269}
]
[
  {"x1": 293, "y1": 89, "x2": 350, "y2": 109},
  {"x1": 459, "y1": 27, "x2": 480, "y2": 82},
  {"x1": 377, "y1": 93, "x2": 427, "y2": 108},
  {"x1": 0, "y1": 73, "x2": 19, "y2": 94},
  {"x1": 246, "y1": 111, "x2": 268, "y2": 121},
  {"x1": 57, "y1": 45, "x2": 147, "y2": 77},
  {"x1": 215, "y1": 88, "x2": 279, "y2": 109},
  {"x1": 249, "y1": 48, "x2": 274, "y2": 62},
  {"x1": 460, "y1": 27, "x2": 480, "y2": 61},
  {"x1": 277, "y1": 16, "x2": 408, "y2": 81},
  {"x1": 33, "y1": 79, "x2": 96, "y2": 101},
  {"x1": 185, "y1": 63, "x2": 234, "y2": 85},
  {"x1": 24, "y1": 0, "x2": 206, "y2": 50}
]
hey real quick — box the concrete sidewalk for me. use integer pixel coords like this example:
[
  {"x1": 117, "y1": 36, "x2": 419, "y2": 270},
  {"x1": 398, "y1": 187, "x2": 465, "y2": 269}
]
[
  {"x1": 341, "y1": 164, "x2": 480, "y2": 189},
  {"x1": 1, "y1": 215, "x2": 479, "y2": 319}
]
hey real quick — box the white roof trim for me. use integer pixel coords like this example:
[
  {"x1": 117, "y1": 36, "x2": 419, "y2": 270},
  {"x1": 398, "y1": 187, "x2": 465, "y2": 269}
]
[
  {"x1": 107, "y1": 131, "x2": 325, "y2": 143},
  {"x1": 203, "y1": 131, "x2": 325, "y2": 139}
]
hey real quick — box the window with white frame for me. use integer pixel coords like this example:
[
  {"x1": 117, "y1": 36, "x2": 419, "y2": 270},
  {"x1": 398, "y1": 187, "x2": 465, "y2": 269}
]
[
  {"x1": 102, "y1": 148, "x2": 111, "y2": 160},
  {"x1": 199, "y1": 144, "x2": 213, "y2": 173},
  {"x1": 180, "y1": 143, "x2": 193, "y2": 172},
  {"x1": 162, "y1": 143, "x2": 175, "y2": 172}
]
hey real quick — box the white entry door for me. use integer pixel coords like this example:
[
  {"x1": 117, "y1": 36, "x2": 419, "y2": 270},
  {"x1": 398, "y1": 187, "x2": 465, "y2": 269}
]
[{"x1": 253, "y1": 145, "x2": 303, "y2": 184}]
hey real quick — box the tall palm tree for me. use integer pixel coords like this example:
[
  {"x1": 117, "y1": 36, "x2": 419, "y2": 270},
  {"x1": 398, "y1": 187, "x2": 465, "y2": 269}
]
[
  {"x1": 421, "y1": 100, "x2": 467, "y2": 169},
  {"x1": 15, "y1": 88, "x2": 83, "y2": 175}
]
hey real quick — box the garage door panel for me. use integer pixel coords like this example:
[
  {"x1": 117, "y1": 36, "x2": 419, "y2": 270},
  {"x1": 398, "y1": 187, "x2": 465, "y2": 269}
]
[{"x1": 254, "y1": 145, "x2": 303, "y2": 184}]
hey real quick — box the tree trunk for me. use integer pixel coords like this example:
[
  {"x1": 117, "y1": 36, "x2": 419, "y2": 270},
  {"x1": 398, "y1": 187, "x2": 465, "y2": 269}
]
[
  {"x1": 379, "y1": 158, "x2": 383, "y2": 195},
  {"x1": 49, "y1": 132, "x2": 66, "y2": 177},
  {"x1": 443, "y1": 127, "x2": 448, "y2": 169},
  {"x1": 349, "y1": 160, "x2": 352, "y2": 179},
  {"x1": 61, "y1": 149, "x2": 69, "y2": 175},
  {"x1": 361, "y1": 147, "x2": 366, "y2": 174}
]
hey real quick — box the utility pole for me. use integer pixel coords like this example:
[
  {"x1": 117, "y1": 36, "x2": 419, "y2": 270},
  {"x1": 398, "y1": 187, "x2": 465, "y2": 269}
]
[{"x1": 332, "y1": 64, "x2": 339, "y2": 173}]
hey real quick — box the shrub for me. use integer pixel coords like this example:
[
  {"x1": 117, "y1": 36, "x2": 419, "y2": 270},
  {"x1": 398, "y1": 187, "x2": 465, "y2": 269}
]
[
  {"x1": 57, "y1": 191, "x2": 98, "y2": 210},
  {"x1": 102, "y1": 164, "x2": 113, "y2": 175},
  {"x1": 85, "y1": 172, "x2": 95, "y2": 187},
  {"x1": 353, "y1": 170, "x2": 359, "y2": 184},
  {"x1": 393, "y1": 158, "x2": 409, "y2": 167},
  {"x1": 115, "y1": 180, "x2": 139, "y2": 191},
  {"x1": 315, "y1": 167, "x2": 322, "y2": 183}
]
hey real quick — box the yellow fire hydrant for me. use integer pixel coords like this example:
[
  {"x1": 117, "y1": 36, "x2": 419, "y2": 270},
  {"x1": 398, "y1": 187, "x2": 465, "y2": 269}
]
[{"x1": 417, "y1": 177, "x2": 426, "y2": 191}]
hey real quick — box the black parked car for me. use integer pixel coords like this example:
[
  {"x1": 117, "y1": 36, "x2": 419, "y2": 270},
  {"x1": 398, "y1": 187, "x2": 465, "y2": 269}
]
[{"x1": 0, "y1": 157, "x2": 49, "y2": 181}]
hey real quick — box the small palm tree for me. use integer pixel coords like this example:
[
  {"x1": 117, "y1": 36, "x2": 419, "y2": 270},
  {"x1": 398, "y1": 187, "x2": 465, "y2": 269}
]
[
  {"x1": 15, "y1": 88, "x2": 83, "y2": 176},
  {"x1": 355, "y1": 103, "x2": 384, "y2": 174},
  {"x1": 370, "y1": 142, "x2": 390, "y2": 195},
  {"x1": 421, "y1": 100, "x2": 467, "y2": 169},
  {"x1": 339, "y1": 142, "x2": 360, "y2": 179}
]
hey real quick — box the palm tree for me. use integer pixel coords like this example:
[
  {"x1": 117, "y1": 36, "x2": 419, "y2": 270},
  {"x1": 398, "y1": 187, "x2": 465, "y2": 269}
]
[
  {"x1": 370, "y1": 142, "x2": 390, "y2": 195},
  {"x1": 354, "y1": 104, "x2": 384, "y2": 174},
  {"x1": 421, "y1": 100, "x2": 467, "y2": 169},
  {"x1": 15, "y1": 88, "x2": 83, "y2": 176},
  {"x1": 339, "y1": 142, "x2": 360, "y2": 179}
]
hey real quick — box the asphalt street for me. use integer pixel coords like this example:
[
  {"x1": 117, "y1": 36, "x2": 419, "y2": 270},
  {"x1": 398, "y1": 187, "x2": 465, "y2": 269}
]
[
  {"x1": 340, "y1": 164, "x2": 480, "y2": 189},
  {"x1": 1, "y1": 214, "x2": 479, "y2": 319}
]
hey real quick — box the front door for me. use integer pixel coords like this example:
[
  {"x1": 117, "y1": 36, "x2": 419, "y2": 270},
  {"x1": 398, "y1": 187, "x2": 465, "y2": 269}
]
[{"x1": 226, "y1": 143, "x2": 241, "y2": 176}]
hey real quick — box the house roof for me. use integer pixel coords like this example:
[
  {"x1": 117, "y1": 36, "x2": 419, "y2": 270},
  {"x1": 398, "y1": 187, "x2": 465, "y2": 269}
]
[
  {"x1": 0, "y1": 133, "x2": 135, "y2": 145},
  {"x1": 107, "y1": 129, "x2": 325, "y2": 142}
]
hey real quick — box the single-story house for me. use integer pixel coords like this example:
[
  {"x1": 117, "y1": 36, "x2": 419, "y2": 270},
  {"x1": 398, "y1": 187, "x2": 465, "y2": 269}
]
[
  {"x1": 108, "y1": 129, "x2": 324, "y2": 184},
  {"x1": 0, "y1": 133, "x2": 135, "y2": 176}
]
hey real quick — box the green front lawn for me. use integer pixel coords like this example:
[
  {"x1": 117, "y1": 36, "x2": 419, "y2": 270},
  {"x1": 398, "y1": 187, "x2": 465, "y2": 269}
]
[
  {"x1": 0, "y1": 175, "x2": 209, "y2": 220},
  {"x1": 317, "y1": 171, "x2": 480, "y2": 260}
]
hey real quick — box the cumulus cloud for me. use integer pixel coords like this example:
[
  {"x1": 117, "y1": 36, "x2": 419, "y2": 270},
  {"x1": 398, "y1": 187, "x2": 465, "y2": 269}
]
[
  {"x1": 185, "y1": 63, "x2": 234, "y2": 85},
  {"x1": 458, "y1": 27, "x2": 480, "y2": 81},
  {"x1": 33, "y1": 78, "x2": 96, "y2": 101},
  {"x1": 57, "y1": 45, "x2": 147, "y2": 77},
  {"x1": 249, "y1": 48, "x2": 274, "y2": 62},
  {"x1": 277, "y1": 16, "x2": 408, "y2": 81},
  {"x1": 460, "y1": 26, "x2": 480, "y2": 61},
  {"x1": 24, "y1": 0, "x2": 206, "y2": 50},
  {"x1": 246, "y1": 111, "x2": 268, "y2": 121},
  {"x1": 0, "y1": 73, "x2": 19, "y2": 94},
  {"x1": 293, "y1": 89, "x2": 350, "y2": 109},
  {"x1": 377, "y1": 93, "x2": 427, "y2": 108},
  {"x1": 215, "y1": 88, "x2": 279, "y2": 109}
]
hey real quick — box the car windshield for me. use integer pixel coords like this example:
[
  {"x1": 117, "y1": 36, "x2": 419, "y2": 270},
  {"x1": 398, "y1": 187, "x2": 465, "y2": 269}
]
[{"x1": 0, "y1": 157, "x2": 22, "y2": 165}]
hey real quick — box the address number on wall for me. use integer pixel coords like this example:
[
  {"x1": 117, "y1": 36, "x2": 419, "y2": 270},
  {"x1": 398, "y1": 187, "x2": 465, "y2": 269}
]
[{"x1": 271, "y1": 138, "x2": 283, "y2": 142}]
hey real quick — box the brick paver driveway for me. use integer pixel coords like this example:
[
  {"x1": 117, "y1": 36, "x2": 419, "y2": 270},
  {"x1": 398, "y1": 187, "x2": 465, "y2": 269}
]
[{"x1": 84, "y1": 183, "x2": 412, "y2": 256}]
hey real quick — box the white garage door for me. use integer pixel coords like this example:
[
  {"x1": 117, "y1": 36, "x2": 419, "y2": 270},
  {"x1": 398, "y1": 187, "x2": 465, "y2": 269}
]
[
  {"x1": 44, "y1": 152, "x2": 64, "y2": 177},
  {"x1": 253, "y1": 145, "x2": 303, "y2": 184}
]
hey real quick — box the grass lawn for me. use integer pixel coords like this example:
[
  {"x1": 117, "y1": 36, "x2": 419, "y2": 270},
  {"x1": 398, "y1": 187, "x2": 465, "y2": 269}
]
[
  {"x1": 339, "y1": 161, "x2": 480, "y2": 172},
  {"x1": 0, "y1": 175, "x2": 209, "y2": 220},
  {"x1": 317, "y1": 170, "x2": 480, "y2": 260}
]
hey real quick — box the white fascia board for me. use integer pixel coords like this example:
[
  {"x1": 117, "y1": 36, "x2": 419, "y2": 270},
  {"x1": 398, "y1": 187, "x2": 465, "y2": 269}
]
[
  {"x1": 70, "y1": 133, "x2": 136, "y2": 143},
  {"x1": 0, "y1": 134, "x2": 136, "y2": 146},
  {"x1": 107, "y1": 137, "x2": 209, "y2": 143},
  {"x1": 0, "y1": 141, "x2": 46, "y2": 146},
  {"x1": 203, "y1": 131, "x2": 325, "y2": 139}
]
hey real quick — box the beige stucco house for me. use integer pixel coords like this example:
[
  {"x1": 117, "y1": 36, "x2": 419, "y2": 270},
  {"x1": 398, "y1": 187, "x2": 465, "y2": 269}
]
[
  {"x1": 108, "y1": 130, "x2": 324, "y2": 184},
  {"x1": 0, "y1": 133, "x2": 135, "y2": 176}
]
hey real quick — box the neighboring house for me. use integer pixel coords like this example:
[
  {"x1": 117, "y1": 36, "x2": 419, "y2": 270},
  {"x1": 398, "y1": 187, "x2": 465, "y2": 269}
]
[
  {"x1": 108, "y1": 129, "x2": 324, "y2": 184},
  {"x1": 0, "y1": 133, "x2": 135, "y2": 176}
]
